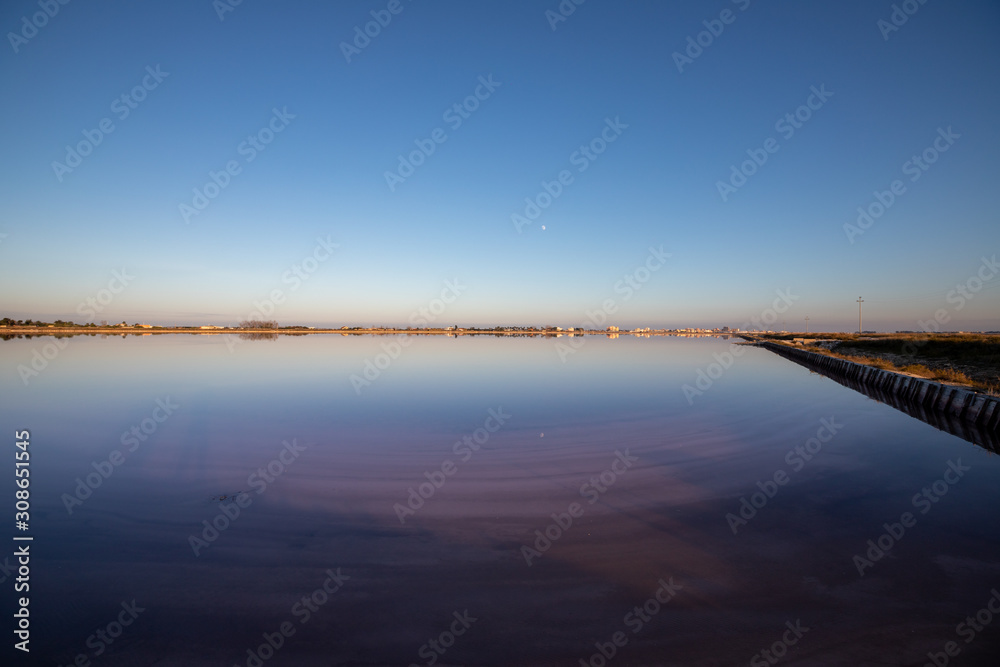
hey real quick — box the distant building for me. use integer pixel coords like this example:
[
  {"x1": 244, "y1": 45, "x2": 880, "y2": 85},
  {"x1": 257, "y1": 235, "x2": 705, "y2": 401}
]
[{"x1": 607, "y1": 326, "x2": 619, "y2": 332}]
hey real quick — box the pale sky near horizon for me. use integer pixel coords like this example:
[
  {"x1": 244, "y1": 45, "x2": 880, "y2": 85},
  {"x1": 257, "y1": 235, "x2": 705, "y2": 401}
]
[{"x1": 1, "y1": 0, "x2": 998, "y2": 331}]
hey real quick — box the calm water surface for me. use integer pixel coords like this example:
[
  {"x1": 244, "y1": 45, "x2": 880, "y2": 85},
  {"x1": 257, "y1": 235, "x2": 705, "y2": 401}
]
[{"x1": 1, "y1": 335, "x2": 998, "y2": 666}]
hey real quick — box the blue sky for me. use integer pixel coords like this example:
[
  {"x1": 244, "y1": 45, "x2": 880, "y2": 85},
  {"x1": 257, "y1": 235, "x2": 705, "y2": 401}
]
[{"x1": 1, "y1": 0, "x2": 998, "y2": 331}]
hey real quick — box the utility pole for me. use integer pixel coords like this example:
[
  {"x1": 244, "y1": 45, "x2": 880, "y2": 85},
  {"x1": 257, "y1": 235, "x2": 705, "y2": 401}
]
[
  {"x1": 805, "y1": 316, "x2": 810, "y2": 334},
  {"x1": 856, "y1": 297, "x2": 864, "y2": 334}
]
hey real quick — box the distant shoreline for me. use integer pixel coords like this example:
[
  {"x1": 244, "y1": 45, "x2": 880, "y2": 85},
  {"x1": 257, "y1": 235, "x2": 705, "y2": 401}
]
[{"x1": 0, "y1": 325, "x2": 734, "y2": 337}]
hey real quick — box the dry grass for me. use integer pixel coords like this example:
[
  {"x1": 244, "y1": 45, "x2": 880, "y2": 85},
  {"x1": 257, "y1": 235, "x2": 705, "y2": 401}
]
[
  {"x1": 897, "y1": 363, "x2": 975, "y2": 384},
  {"x1": 826, "y1": 351, "x2": 895, "y2": 370}
]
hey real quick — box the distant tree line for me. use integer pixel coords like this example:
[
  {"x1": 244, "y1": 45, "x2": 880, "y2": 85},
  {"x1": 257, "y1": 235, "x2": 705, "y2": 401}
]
[
  {"x1": 1, "y1": 317, "x2": 100, "y2": 327},
  {"x1": 238, "y1": 319, "x2": 278, "y2": 329}
]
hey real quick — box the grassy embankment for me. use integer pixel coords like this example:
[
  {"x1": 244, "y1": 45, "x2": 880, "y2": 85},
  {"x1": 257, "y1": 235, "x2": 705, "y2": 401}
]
[{"x1": 756, "y1": 333, "x2": 1000, "y2": 396}]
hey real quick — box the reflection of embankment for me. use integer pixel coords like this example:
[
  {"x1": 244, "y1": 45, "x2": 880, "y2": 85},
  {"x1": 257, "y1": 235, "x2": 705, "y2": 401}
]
[{"x1": 757, "y1": 342, "x2": 1000, "y2": 453}]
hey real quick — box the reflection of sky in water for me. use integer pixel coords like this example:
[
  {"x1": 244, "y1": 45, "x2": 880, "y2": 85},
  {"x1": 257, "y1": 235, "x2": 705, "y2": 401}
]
[{"x1": 1, "y1": 335, "x2": 998, "y2": 665}]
